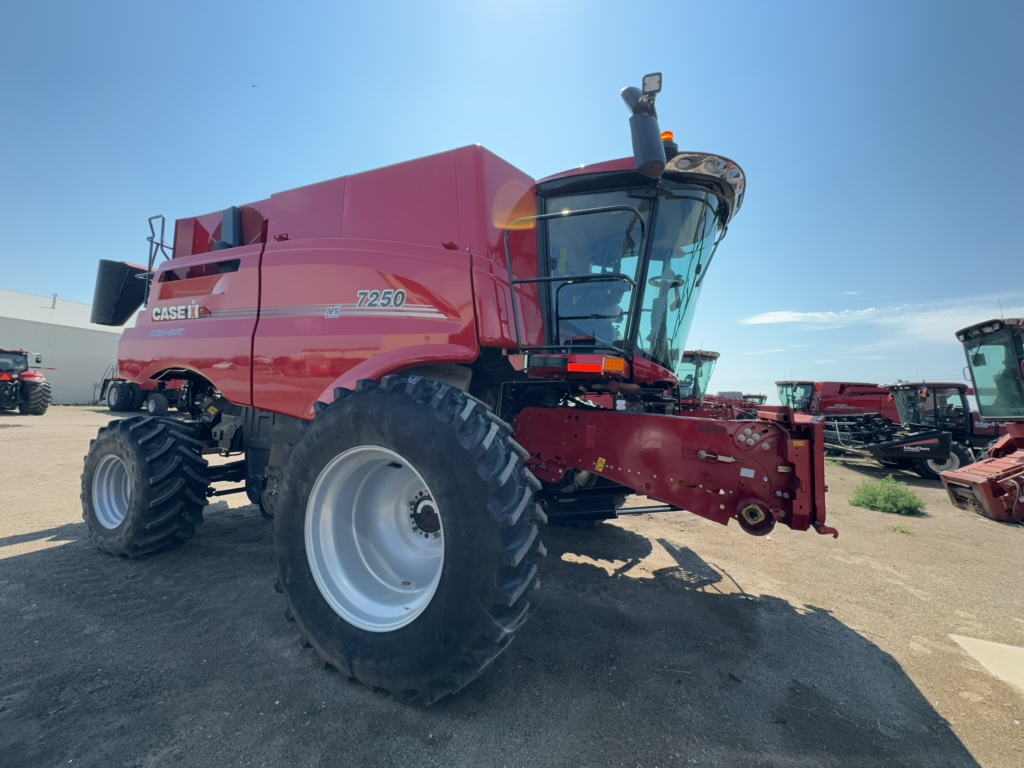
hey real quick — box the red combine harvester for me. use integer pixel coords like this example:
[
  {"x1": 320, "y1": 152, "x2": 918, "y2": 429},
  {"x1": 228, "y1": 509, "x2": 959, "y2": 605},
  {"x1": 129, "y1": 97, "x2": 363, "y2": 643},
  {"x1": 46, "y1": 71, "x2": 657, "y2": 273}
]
[
  {"x1": 941, "y1": 318, "x2": 1024, "y2": 522},
  {"x1": 0, "y1": 348, "x2": 52, "y2": 415},
  {"x1": 776, "y1": 381, "x2": 900, "y2": 421},
  {"x1": 675, "y1": 351, "x2": 760, "y2": 420},
  {"x1": 82, "y1": 74, "x2": 834, "y2": 703}
]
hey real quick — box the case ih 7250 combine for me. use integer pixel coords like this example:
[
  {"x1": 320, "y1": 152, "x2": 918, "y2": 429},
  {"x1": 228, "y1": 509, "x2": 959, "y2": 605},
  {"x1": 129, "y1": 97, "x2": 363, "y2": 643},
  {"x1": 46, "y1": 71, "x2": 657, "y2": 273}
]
[{"x1": 83, "y1": 75, "x2": 834, "y2": 703}]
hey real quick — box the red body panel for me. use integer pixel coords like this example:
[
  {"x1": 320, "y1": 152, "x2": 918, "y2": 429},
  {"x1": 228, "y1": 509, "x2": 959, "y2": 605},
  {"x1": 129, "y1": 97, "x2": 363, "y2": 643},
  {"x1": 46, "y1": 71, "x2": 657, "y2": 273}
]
[
  {"x1": 120, "y1": 146, "x2": 540, "y2": 416},
  {"x1": 816, "y1": 382, "x2": 900, "y2": 420},
  {"x1": 254, "y1": 240, "x2": 478, "y2": 418},
  {"x1": 16, "y1": 370, "x2": 46, "y2": 384},
  {"x1": 970, "y1": 412, "x2": 1007, "y2": 440}
]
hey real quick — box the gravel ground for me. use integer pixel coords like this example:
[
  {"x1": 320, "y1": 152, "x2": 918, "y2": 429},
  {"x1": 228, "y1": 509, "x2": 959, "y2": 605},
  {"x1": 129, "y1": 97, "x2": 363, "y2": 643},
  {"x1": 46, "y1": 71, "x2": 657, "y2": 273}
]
[{"x1": 1, "y1": 407, "x2": 1021, "y2": 767}]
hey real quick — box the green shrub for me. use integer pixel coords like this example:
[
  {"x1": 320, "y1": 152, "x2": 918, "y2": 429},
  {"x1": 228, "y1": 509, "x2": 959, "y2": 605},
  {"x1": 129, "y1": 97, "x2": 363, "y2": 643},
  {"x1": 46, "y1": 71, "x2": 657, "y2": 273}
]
[
  {"x1": 886, "y1": 525, "x2": 912, "y2": 534},
  {"x1": 850, "y1": 475, "x2": 926, "y2": 517}
]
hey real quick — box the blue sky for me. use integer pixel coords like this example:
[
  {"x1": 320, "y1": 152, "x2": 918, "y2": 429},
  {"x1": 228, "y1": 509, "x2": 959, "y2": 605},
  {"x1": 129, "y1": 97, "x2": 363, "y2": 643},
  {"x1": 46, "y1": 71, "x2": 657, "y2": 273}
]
[{"x1": 2, "y1": 1, "x2": 1021, "y2": 401}]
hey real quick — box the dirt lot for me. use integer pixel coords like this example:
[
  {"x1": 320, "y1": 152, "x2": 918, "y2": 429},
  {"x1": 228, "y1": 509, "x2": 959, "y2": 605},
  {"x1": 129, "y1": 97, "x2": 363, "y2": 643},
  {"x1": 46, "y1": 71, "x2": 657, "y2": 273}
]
[{"x1": 1, "y1": 407, "x2": 1021, "y2": 767}]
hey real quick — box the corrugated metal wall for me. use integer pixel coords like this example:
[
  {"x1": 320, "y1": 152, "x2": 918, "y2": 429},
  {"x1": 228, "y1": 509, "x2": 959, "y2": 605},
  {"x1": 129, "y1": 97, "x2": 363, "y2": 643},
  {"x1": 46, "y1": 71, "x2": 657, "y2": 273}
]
[{"x1": 0, "y1": 317, "x2": 120, "y2": 405}]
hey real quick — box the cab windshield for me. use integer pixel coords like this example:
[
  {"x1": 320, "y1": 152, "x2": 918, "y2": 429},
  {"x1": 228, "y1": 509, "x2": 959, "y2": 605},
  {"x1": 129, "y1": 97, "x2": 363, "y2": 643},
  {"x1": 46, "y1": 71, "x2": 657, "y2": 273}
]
[
  {"x1": 675, "y1": 353, "x2": 717, "y2": 400},
  {"x1": 541, "y1": 183, "x2": 724, "y2": 373},
  {"x1": 778, "y1": 383, "x2": 814, "y2": 412},
  {"x1": 891, "y1": 386, "x2": 966, "y2": 429},
  {"x1": 0, "y1": 352, "x2": 28, "y2": 373},
  {"x1": 964, "y1": 332, "x2": 1024, "y2": 419}
]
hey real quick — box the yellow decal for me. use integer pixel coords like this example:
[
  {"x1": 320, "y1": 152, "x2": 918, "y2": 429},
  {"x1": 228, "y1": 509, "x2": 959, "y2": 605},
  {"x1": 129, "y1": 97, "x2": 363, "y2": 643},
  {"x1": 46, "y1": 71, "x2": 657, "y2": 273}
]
[
  {"x1": 793, "y1": 440, "x2": 806, "y2": 447},
  {"x1": 595, "y1": 457, "x2": 606, "y2": 473}
]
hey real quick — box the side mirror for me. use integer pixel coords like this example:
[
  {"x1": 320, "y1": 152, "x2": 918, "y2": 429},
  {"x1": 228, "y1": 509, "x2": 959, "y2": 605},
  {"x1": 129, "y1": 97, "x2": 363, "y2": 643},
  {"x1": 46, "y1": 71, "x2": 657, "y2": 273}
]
[
  {"x1": 621, "y1": 73, "x2": 666, "y2": 180},
  {"x1": 970, "y1": 353, "x2": 987, "y2": 367},
  {"x1": 34, "y1": 354, "x2": 42, "y2": 365}
]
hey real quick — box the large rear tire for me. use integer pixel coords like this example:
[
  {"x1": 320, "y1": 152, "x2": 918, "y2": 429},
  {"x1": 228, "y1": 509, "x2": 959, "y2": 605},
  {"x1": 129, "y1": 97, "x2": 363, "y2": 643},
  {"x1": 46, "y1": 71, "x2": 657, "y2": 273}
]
[
  {"x1": 81, "y1": 416, "x2": 209, "y2": 557},
  {"x1": 19, "y1": 381, "x2": 51, "y2": 415},
  {"x1": 128, "y1": 383, "x2": 145, "y2": 411},
  {"x1": 274, "y1": 376, "x2": 544, "y2": 704},
  {"x1": 914, "y1": 443, "x2": 971, "y2": 480}
]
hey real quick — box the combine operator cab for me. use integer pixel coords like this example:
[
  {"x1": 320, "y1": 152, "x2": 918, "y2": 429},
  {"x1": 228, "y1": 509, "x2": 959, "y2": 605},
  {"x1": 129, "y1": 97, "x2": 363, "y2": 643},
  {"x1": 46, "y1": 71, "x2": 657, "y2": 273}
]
[
  {"x1": 889, "y1": 384, "x2": 971, "y2": 432},
  {"x1": 941, "y1": 319, "x2": 1024, "y2": 522},
  {"x1": 676, "y1": 350, "x2": 719, "y2": 402},
  {"x1": 887, "y1": 382, "x2": 1005, "y2": 470},
  {"x1": 531, "y1": 179, "x2": 721, "y2": 367},
  {"x1": 777, "y1": 381, "x2": 815, "y2": 413}
]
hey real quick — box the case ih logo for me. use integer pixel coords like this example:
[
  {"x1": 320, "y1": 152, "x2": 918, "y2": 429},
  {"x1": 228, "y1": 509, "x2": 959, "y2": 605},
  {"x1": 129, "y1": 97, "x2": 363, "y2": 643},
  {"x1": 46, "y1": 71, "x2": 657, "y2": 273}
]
[{"x1": 152, "y1": 301, "x2": 202, "y2": 322}]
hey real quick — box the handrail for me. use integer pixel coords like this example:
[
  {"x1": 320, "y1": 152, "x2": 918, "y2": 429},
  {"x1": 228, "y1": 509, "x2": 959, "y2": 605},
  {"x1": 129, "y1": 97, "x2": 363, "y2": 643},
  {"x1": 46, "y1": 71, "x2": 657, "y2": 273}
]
[
  {"x1": 501, "y1": 205, "x2": 646, "y2": 350},
  {"x1": 140, "y1": 215, "x2": 173, "y2": 307}
]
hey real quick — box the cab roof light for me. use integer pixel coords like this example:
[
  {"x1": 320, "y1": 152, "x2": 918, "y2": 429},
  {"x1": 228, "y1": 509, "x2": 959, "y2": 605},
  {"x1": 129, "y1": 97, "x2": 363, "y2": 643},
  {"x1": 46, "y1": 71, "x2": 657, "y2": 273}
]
[{"x1": 664, "y1": 152, "x2": 746, "y2": 214}]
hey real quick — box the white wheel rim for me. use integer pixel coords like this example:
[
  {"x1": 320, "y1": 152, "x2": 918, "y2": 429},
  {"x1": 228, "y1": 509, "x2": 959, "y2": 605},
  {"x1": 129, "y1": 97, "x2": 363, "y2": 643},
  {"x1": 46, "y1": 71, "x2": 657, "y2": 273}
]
[
  {"x1": 927, "y1": 452, "x2": 960, "y2": 474},
  {"x1": 93, "y1": 453, "x2": 131, "y2": 529},
  {"x1": 147, "y1": 397, "x2": 157, "y2": 413},
  {"x1": 108, "y1": 387, "x2": 118, "y2": 407},
  {"x1": 305, "y1": 446, "x2": 444, "y2": 632}
]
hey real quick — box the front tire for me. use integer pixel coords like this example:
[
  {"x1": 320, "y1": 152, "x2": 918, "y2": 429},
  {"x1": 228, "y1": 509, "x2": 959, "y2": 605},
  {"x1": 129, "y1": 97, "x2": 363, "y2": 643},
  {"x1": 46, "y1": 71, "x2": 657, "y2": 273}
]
[
  {"x1": 274, "y1": 376, "x2": 544, "y2": 704},
  {"x1": 19, "y1": 381, "x2": 51, "y2": 415},
  {"x1": 145, "y1": 391, "x2": 170, "y2": 416},
  {"x1": 914, "y1": 443, "x2": 971, "y2": 480},
  {"x1": 81, "y1": 417, "x2": 209, "y2": 557}
]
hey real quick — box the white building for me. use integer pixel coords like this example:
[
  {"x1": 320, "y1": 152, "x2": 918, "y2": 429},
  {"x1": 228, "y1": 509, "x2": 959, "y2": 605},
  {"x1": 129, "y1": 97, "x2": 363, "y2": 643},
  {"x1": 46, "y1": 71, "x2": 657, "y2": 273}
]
[{"x1": 0, "y1": 288, "x2": 132, "y2": 405}]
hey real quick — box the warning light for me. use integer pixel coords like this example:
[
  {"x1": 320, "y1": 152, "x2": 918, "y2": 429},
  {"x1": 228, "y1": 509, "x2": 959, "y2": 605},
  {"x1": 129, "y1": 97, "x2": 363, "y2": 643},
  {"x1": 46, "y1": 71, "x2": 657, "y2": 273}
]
[
  {"x1": 602, "y1": 357, "x2": 627, "y2": 374},
  {"x1": 661, "y1": 131, "x2": 674, "y2": 142},
  {"x1": 566, "y1": 356, "x2": 628, "y2": 374}
]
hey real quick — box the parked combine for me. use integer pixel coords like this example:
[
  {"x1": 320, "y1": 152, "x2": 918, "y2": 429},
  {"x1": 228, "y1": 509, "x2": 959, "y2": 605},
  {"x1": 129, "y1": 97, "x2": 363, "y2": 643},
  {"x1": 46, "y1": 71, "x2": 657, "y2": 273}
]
[
  {"x1": 776, "y1": 380, "x2": 900, "y2": 421},
  {"x1": 0, "y1": 348, "x2": 52, "y2": 415},
  {"x1": 778, "y1": 379, "x2": 951, "y2": 478},
  {"x1": 941, "y1": 318, "x2": 1024, "y2": 522},
  {"x1": 676, "y1": 352, "x2": 759, "y2": 420},
  {"x1": 82, "y1": 74, "x2": 835, "y2": 703}
]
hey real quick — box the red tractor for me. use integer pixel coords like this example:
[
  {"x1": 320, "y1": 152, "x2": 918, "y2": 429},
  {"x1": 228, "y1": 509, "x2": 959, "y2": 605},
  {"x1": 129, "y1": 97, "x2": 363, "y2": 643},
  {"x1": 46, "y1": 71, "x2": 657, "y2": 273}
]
[
  {"x1": 941, "y1": 318, "x2": 1024, "y2": 523},
  {"x1": 81, "y1": 74, "x2": 835, "y2": 703},
  {"x1": 0, "y1": 347, "x2": 52, "y2": 415}
]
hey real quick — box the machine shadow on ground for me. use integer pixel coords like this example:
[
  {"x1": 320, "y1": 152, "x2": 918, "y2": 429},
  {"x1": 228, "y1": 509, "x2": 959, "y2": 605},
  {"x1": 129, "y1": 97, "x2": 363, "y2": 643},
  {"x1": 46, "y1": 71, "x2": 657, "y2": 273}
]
[{"x1": 0, "y1": 504, "x2": 979, "y2": 768}]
